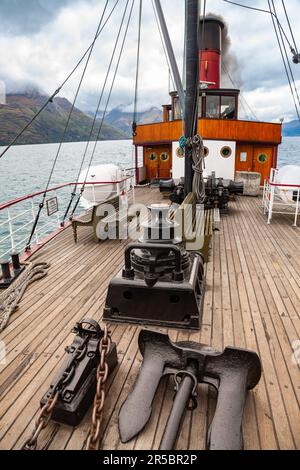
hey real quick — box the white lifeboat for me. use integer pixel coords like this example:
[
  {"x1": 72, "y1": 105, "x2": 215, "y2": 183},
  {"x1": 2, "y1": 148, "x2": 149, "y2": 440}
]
[
  {"x1": 276, "y1": 165, "x2": 300, "y2": 203},
  {"x1": 78, "y1": 164, "x2": 125, "y2": 206}
]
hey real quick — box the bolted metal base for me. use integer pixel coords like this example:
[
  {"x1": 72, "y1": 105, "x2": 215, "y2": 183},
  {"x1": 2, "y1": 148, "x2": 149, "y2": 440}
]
[
  {"x1": 103, "y1": 252, "x2": 205, "y2": 330},
  {"x1": 41, "y1": 319, "x2": 118, "y2": 427}
]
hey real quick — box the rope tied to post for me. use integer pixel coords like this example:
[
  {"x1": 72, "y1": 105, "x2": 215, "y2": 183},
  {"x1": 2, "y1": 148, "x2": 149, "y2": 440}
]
[{"x1": 0, "y1": 261, "x2": 50, "y2": 333}]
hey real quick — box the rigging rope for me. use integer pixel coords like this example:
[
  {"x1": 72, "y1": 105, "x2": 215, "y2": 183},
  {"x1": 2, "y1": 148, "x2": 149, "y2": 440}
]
[
  {"x1": 71, "y1": 0, "x2": 136, "y2": 215},
  {"x1": 190, "y1": 0, "x2": 206, "y2": 204},
  {"x1": 268, "y1": 0, "x2": 300, "y2": 122},
  {"x1": 25, "y1": 1, "x2": 113, "y2": 248},
  {"x1": 222, "y1": 0, "x2": 295, "y2": 53},
  {"x1": 151, "y1": 0, "x2": 175, "y2": 91},
  {"x1": 0, "y1": 0, "x2": 120, "y2": 161},
  {"x1": 63, "y1": 0, "x2": 132, "y2": 223},
  {"x1": 271, "y1": 0, "x2": 300, "y2": 110},
  {"x1": 281, "y1": 0, "x2": 299, "y2": 58},
  {"x1": 0, "y1": 261, "x2": 50, "y2": 333},
  {"x1": 132, "y1": 0, "x2": 143, "y2": 137},
  {"x1": 221, "y1": 61, "x2": 259, "y2": 121}
]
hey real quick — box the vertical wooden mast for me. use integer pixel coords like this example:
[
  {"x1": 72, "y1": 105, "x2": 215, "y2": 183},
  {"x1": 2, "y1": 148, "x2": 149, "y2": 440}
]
[{"x1": 184, "y1": 0, "x2": 199, "y2": 195}]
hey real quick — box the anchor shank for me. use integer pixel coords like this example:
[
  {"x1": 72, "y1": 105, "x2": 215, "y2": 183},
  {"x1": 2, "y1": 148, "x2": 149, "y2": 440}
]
[{"x1": 160, "y1": 363, "x2": 197, "y2": 450}]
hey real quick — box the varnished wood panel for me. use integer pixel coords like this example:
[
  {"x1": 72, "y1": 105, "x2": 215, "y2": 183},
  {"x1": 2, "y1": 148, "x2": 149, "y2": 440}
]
[
  {"x1": 236, "y1": 144, "x2": 277, "y2": 184},
  {"x1": 0, "y1": 188, "x2": 299, "y2": 450},
  {"x1": 134, "y1": 119, "x2": 282, "y2": 146}
]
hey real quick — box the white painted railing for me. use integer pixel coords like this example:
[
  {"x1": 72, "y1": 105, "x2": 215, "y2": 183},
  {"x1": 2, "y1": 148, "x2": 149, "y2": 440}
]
[
  {"x1": 263, "y1": 169, "x2": 300, "y2": 227},
  {"x1": 0, "y1": 177, "x2": 135, "y2": 260}
]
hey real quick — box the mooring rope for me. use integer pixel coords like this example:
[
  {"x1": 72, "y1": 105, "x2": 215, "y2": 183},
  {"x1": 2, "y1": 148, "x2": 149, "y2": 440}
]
[{"x1": 0, "y1": 261, "x2": 50, "y2": 333}]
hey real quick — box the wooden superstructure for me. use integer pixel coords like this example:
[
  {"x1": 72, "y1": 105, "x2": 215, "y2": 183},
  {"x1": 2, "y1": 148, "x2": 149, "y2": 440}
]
[
  {"x1": 133, "y1": 16, "x2": 282, "y2": 185},
  {"x1": 134, "y1": 92, "x2": 282, "y2": 184}
]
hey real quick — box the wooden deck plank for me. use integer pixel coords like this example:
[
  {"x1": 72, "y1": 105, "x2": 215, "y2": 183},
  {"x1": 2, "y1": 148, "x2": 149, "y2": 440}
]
[{"x1": 0, "y1": 189, "x2": 299, "y2": 451}]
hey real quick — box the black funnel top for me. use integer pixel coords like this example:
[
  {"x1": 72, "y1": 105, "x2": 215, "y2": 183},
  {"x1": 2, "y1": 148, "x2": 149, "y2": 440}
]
[{"x1": 199, "y1": 16, "x2": 225, "y2": 52}]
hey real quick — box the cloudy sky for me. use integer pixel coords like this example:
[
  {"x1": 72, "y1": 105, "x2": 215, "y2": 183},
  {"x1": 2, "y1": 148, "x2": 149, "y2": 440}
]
[{"x1": 0, "y1": 0, "x2": 300, "y2": 122}]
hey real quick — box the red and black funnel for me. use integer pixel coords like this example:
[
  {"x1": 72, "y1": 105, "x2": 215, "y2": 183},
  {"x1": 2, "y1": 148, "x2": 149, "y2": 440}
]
[{"x1": 199, "y1": 16, "x2": 225, "y2": 89}]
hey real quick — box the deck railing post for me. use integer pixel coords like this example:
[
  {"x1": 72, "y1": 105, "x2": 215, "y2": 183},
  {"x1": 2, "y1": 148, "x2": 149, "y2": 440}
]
[
  {"x1": 55, "y1": 191, "x2": 60, "y2": 228},
  {"x1": 268, "y1": 185, "x2": 275, "y2": 225},
  {"x1": 131, "y1": 177, "x2": 135, "y2": 204},
  {"x1": 294, "y1": 189, "x2": 299, "y2": 227},
  {"x1": 31, "y1": 199, "x2": 39, "y2": 245},
  {"x1": 263, "y1": 180, "x2": 266, "y2": 212},
  {"x1": 7, "y1": 208, "x2": 15, "y2": 252}
]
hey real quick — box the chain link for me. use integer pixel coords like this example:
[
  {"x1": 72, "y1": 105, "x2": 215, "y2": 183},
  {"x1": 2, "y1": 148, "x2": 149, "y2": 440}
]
[{"x1": 86, "y1": 325, "x2": 112, "y2": 451}]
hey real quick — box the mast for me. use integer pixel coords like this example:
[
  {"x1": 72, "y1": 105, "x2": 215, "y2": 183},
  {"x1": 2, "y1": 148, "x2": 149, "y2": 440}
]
[
  {"x1": 184, "y1": 0, "x2": 200, "y2": 195},
  {"x1": 153, "y1": 0, "x2": 185, "y2": 115}
]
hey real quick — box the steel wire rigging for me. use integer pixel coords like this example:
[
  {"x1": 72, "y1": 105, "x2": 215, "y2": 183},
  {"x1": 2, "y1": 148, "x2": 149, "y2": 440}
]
[
  {"x1": 68, "y1": 0, "x2": 136, "y2": 220},
  {"x1": 268, "y1": 0, "x2": 300, "y2": 122},
  {"x1": 221, "y1": 62, "x2": 259, "y2": 121},
  {"x1": 222, "y1": 0, "x2": 299, "y2": 61},
  {"x1": 24, "y1": 0, "x2": 122, "y2": 250},
  {"x1": 0, "y1": 0, "x2": 120, "y2": 161},
  {"x1": 71, "y1": 0, "x2": 135, "y2": 218},
  {"x1": 62, "y1": 0, "x2": 134, "y2": 224}
]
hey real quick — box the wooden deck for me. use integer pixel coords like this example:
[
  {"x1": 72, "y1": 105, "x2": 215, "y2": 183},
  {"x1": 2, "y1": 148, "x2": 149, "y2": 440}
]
[{"x1": 0, "y1": 187, "x2": 299, "y2": 450}]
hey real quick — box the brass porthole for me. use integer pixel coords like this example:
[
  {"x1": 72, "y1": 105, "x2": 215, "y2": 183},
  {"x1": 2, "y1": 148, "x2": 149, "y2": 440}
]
[
  {"x1": 160, "y1": 152, "x2": 169, "y2": 162},
  {"x1": 220, "y1": 146, "x2": 232, "y2": 158},
  {"x1": 148, "y1": 153, "x2": 158, "y2": 161},
  {"x1": 257, "y1": 153, "x2": 268, "y2": 164},
  {"x1": 204, "y1": 146, "x2": 209, "y2": 157},
  {"x1": 176, "y1": 147, "x2": 184, "y2": 158}
]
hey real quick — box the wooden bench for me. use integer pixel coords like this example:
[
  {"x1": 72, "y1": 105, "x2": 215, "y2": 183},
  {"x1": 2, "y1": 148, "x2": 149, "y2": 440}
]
[
  {"x1": 72, "y1": 196, "x2": 121, "y2": 243},
  {"x1": 72, "y1": 195, "x2": 140, "y2": 243},
  {"x1": 98, "y1": 202, "x2": 139, "y2": 239}
]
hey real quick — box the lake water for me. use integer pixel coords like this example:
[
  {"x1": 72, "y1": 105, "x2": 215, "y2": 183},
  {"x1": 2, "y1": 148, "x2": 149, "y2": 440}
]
[
  {"x1": 0, "y1": 137, "x2": 299, "y2": 258},
  {"x1": 0, "y1": 137, "x2": 299, "y2": 204}
]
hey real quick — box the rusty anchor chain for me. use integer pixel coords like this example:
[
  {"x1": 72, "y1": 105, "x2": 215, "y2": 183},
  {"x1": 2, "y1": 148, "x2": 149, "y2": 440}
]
[
  {"x1": 86, "y1": 326, "x2": 112, "y2": 451},
  {"x1": 23, "y1": 335, "x2": 89, "y2": 450}
]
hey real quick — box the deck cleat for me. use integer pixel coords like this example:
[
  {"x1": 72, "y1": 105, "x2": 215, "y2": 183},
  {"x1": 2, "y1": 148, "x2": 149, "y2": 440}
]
[
  {"x1": 103, "y1": 204, "x2": 205, "y2": 330},
  {"x1": 119, "y1": 330, "x2": 262, "y2": 450}
]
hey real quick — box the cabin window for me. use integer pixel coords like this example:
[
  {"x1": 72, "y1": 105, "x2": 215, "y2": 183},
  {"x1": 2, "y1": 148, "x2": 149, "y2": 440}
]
[
  {"x1": 258, "y1": 153, "x2": 268, "y2": 164},
  {"x1": 160, "y1": 152, "x2": 169, "y2": 162},
  {"x1": 220, "y1": 146, "x2": 232, "y2": 158},
  {"x1": 240, "y1": 152, "x2": 247, "y2": 162},
  {"x1": 149, "y1": 153, "x2": 158, "y2": 161},
  {"x1": 205, "y1": 95, "x2": 220, "y2": 118},
  {"x1": 221, "y1": 96, "x2": 236, "y2": 119}
]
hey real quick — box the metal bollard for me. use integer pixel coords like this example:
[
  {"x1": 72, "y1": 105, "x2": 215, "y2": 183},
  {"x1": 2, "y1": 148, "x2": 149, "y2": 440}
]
[
  {"x1": 11, "y1": 252, "x2": 22, "y2": 273},
  {"x1": 0, "y1": 260, "x2": 12, "y2": 284}
]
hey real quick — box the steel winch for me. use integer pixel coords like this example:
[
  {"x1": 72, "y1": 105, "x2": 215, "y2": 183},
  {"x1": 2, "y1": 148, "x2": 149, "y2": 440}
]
[
  {"x1": 103, "y1": 204, "x2": 205, "y2": 330},
  {"x1": 163, "y1": 174, "x2": 244, "y2": 210}
]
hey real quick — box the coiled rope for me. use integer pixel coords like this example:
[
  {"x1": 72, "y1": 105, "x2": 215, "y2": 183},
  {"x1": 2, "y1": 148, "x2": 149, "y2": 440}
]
[
  {"x1": 0, "y1": 261, "x2": 50, "y2": 333},
  {"x1": 190, "y1": 135, "x2": 206, "y2": 204}
]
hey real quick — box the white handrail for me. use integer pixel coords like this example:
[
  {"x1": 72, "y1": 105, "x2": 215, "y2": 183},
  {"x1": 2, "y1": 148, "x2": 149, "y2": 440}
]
[{"x1": 0, "y1": 177, "x2": 135, "y2": 259}]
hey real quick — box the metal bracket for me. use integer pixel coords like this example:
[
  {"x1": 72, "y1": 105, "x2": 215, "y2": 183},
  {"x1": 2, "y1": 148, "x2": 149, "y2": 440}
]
[{"x1": 41, "y1": 318, "x2": 118, "y2": 426}]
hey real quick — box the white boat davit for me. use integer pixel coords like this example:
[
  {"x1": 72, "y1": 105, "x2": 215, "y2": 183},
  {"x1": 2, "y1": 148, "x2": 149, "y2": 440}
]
[{"x1": 78, "y1": 164, "x2": 126, "y2": 206}]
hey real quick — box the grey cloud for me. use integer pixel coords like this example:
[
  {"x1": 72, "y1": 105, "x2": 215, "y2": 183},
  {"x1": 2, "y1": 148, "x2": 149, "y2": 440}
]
[
  {"x1": 0, "y1": 0, "x2": 299, "y2": 122},
  {"x1": 0, "y1": 0, "x2": 86, "y2": 35}
]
